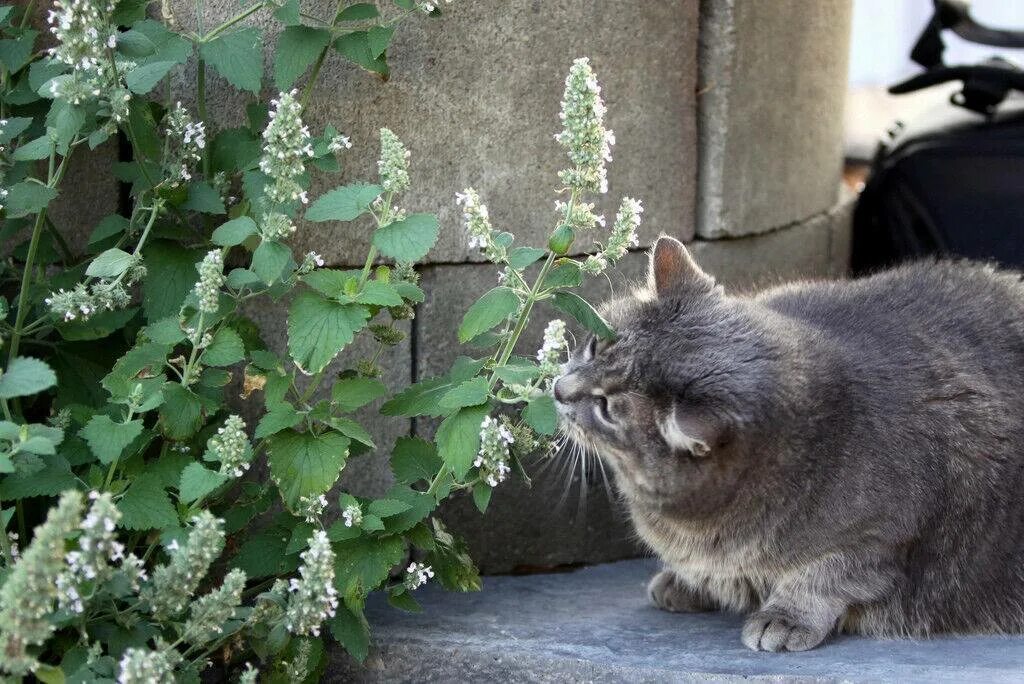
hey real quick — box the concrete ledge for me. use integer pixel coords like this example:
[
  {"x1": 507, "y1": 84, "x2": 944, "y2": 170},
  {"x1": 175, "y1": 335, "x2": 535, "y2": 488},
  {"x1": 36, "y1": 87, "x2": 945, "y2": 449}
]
[{"x1": 330, "y1": 558, "x2": 1024, "y2": 683}]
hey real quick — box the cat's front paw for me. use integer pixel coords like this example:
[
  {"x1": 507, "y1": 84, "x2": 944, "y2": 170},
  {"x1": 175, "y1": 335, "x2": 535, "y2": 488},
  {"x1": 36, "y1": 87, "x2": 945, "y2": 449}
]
[
  {"x1": 741, "y1": 609, "x2": 830, "y2": 652},
  {"x1": 647, "y1": 569, "x2": 715, "y2": 613}
]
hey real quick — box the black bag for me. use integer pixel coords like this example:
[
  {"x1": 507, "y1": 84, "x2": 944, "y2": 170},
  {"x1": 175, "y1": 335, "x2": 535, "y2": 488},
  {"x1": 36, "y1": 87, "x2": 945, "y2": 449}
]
[{"x1": 851, "y1": 0, "x2": 1024, "y2": 274}]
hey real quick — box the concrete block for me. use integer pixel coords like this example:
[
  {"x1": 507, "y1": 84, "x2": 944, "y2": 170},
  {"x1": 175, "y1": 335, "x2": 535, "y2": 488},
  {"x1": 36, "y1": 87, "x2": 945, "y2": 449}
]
[
  {"x1": 47, "y1": 142, "x2": 122, "y2": 258},
  {"x1": 175, "y1": 0, "x2": 699, "y2": 266},
  {"x1": 697, "y1": 0, "x2": 852, "y2": 239},
  {"x1": 329, "y1": 557, "x2": 1024, "y2": 682}
]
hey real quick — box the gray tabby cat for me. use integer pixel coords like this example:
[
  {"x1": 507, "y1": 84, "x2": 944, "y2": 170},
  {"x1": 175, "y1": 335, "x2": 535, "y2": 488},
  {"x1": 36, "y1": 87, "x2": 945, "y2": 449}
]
[{"x1": 554, "y1": 235, "x2": 1024, "y2": 652}]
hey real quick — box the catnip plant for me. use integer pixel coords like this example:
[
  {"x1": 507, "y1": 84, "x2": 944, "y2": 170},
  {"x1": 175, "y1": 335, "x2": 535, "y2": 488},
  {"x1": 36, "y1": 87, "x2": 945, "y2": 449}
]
[{"x1": 0, "y1": 0, "x2": 641, "y2": 678}]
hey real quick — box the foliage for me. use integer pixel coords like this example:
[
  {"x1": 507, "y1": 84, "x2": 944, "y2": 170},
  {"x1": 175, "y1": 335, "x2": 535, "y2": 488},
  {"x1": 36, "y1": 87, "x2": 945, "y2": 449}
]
[{"x1": 0, "y1": 0, "x2": 642, "y2": 680}]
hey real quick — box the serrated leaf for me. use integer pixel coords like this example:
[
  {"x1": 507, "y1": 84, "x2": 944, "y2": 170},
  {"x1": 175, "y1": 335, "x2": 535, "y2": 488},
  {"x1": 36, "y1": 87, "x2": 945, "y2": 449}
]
[
  {"x1": 550, "y1": 291, "x2": 615, "y2": 340},
  {"x1": 202, "y1": 327, "x2": 244, "y2": 366},
  {"x1": 116, "y1": 28, "x2": 157, "y2": 57},
  {"x1": 252, "y1": 239, "x2": 293, "y2": 285},
  {"x1": 329, "y1": 416, "x2": 374, "y2": 448},
  {"x1": 333, "y1": 535, "x2": 405, "y2": 596},
  {"x1": 337, "y1": 3, "x2": 379, "y2": 20},
  {"x1": 305, "y1": 183, "x2": 382, "y2": 222},
  {"x1": 329, "y1": 605, "x2": 370, "y2": 663},
  {"x1": 542, "y1": 260, "x2": 582, "y2": 290},
  {"x1": 436, "y1": 404, "x2": 489, "y2": 479},
  {"x1": 89, "y1": 214, "x2": 129, "y2": 247},
  {"x1": 491, "y1": 357, "x2": 540, "y2": 386},
  {"x1": 0, "y1": 30, "x2": 37, "y2": 72},
  {"x1": 254, "y1": 403, "x2": 302, "y2": 439},
  {"x1": 354, "y1": 280, "x2": 403, "y2": 306},
  {"x1": 274, "y1": 26, "x2": 331, "y2": 90},
  {"x1": 372, "y1": 213, "x2": 439, "y2": 262},
  {"x1": 5, "y1": 181, "x2": 58, "y2": 219},
  {"x1": 267, "y1": 429, "x2": 349, "y2": 508},
  {"x1": 367, "y1": 25, "x2": 394, "y2": 58},
  {"x1": 508, "y1": 247, "x2": 547, "y2": 269},
  {"x1": 0, "y1": 357, "x2": 57, "y2": 399},
  {"x1": 158, "y1": 383, "x2": 205, "y2": 440},
  {"x1": 0, "y1": 117, "x2": 32, "y2": 144},
  {"x1": 144, "y1": 317, "x2": 186, "y2": 345},
  {"x1": 438, "y1": 377, "x2": 488, "y2": 412},
  {"x1": 380, "y1": 357, "x2": 485, "y2": 417},
  {"x1": 232, "y1": 528, "x2": 299, "y2": 578},
  {"x1": 458, "y1": 286, "x2": 520, "y2": 343},
  {"x1": 143, "y1": 241, "x2": 203, "y2": 321},
  {"x1": 390, "y1": 436, "x2": 441, "y2": 485},
  {"x1": 179, "y1": 462, "x2": 228, "y2": 504},
  {"x1": 11, "y1": 135, "x2": 51, "y2": 161},
  {"x1": 367, "y1": 498, "x2": 412, "y2": 517},
  {"x1": 132, "y1": 20, "x2": 193, "y2": 66},
  {"x1": 392, "y1": 280, "x2": 425, "y2": 303},
  {"x1": 522, "y1": 394, "x2": 557, "y2": 435},
  {"x1": 119, "y1": 474, "x2": 177, "y2": 530},
  {"x1": 0, "y1": 454, "x2": 75, "y2": 499},
  {"x1": 182, "y1": 181, "x2": 226, "y2": 214},
  {"x1": 287, "y1": 291, "x2": 370, "y2": 374},
  {"x1": 331, "y1": 377, "x2": 386, "y2": 412},
  {"x1": 124, "y1": 60, "x2": 175, "y2": 94},
  {"x1": 80, "y1": 416, "x2": 144, "y2": 464},
  {"x1": 86, "y1": 248, "x2": 135, "y2": 278},
  {"x1": 472, "y1": 481, "x2": 492, "y2": 513},
  {"x1": 199, "y1": 28, "x2": 262, "y2": 93},
  {"x1": 334, "y1": 31, "x2": 388, "y2": 77},
  {"x1": 211, "y1": 216, "x2": 257, "y2": 247},
  {"x1": 274, "y1": 0, "x2": 301, "y2": 24}
]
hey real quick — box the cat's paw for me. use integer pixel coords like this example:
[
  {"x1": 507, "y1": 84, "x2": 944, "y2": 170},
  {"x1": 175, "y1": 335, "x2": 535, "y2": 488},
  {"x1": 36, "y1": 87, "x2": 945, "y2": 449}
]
[
  {"x1": 741, "y1": 609, "x2": 830, "y2": 652},
  {"x1": 646, "y1": 569, "x2": 714, "y2": 613}
]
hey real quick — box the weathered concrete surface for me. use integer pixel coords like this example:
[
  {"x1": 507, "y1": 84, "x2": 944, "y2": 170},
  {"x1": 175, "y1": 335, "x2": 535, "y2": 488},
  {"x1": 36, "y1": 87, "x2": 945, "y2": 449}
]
[
  {"x1": 330, "y1": 558, "x2": 1024, "y2": 683},
  {"x1": 697, "y1": 0, "x2": 852, "y2": 239},
  {"x1": 176, "y1": 0, "x2": 699, "y2": 266},
  {"x1": 416, "y1": 207, "x2": 848, "y2": 572}
]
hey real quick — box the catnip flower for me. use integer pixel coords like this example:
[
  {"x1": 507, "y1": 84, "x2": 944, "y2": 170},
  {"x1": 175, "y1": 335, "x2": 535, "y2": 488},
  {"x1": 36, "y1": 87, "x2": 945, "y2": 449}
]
[
  {"x1": 260, "y1": 90, "x2": 314, "y2": 205},
  {"x1": 260, "y1": 211, "x2": 297, "y2": 243},
  {"x1": 206, "y1": 415, "x2": 250, "y2": 478},
  {"x1": 555, "y1": 199, "x2": 604, "y2": 233},
  {"x1": 45, "y1": 278, "x2": 134, "y2": 323},
  {"x1": 284, "y1": 530, "x2": 338, "y2": 637},
  {"x1": 183, "y1": 568, "x2": 246, "y2": 643},
  {"x1": 378, "y1": 128, "x2": 411, "y2": 194},
  {"x1": 555, "y1": 57, "x2": 614, "y2": 195},
  {"x1": 297, "y1": 251, "x2": 325, "y2": 275},
  {"x1": 194, "y1": 250, "x2": 224, "y2": 314},
  {"x1": 166, "y1": 102, "x2": 205, "y2": 186},
  {"x1": 144, "y1": 512, "x2": 225, "y2": 619},
  {"x1": 298, "y1": 494, "x2": 328, "y2": 523},
  {"x1": 582, "y1": 197, "x2": 643, "y2": 275},
  {"x1": 0, "y1": 491, "x2": 84, "y2": 676},
  {"x1": 327, "y1": 133, "x2": 352, "y2": 153},
  {"x1": 456, "y1": 187, "x2": 504, "y2": 259},
  {"x1": 117, "y1": 646, "x2": 179, "y2": 684},
  {"x1": 239, "y1": 663, "x2": 259, "y2": 684},
  {"x1": 404, "y1": 562, "x2": 434, "y2": 590},
  {"x1": 537, "y1": 319, "x2": 568, "y2": 378},
  {"x1": 342, "y1": 503, "x2": 362, "y2": 528},
  {"x1": 57, "y1": 492, "x2": 124, "y2": 614},
  {"x1": 46, "y1": 0, "x2": 118, "y2": 105},
  {"x1": 415, "y1": 0, "x2": 453, "y2": 13},
  {"x1": 475, "y1": 415, "x2": 514, "y2": 487}
]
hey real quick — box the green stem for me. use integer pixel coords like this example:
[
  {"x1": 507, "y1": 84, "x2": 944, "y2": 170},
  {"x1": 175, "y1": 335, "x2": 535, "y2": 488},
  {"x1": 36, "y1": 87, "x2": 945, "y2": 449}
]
[
  {"x1": 180, "y1": 311, "x2": 207, "y2": 386},
  {"x1": 300, "y1": 48, "x2": 329, "y2": 109},
  {"x1": 44, "y1": 214, "x2": 75, "y2": 264},
  {"x1": 203, "y1": 2, "x2": 267, "y2": 41},
  {"x1": 18, "y1": 0, "x2": 36, "y2": 28},
  {"x1": 197, "y1": 58, "x2": 210, "y2": 178}
]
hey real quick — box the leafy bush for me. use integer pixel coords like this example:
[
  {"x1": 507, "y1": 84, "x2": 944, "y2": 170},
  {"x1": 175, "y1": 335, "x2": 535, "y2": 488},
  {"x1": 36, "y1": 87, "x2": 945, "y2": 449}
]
[{"x1": 0, "y1": 0, "x2": 642, "y2": 680}]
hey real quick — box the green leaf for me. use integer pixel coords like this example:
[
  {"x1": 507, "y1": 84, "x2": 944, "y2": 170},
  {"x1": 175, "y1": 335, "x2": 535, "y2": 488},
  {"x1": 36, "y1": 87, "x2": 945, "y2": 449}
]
[
  {"x1": 11, "y1": 135, "x2": 52, "y2": 161},
  {"x1": 372, "y1": 213, "x2": 439, "y2": 262},
  {"x1": 508, "y1": 247, "x2": 547, "y2": 269},
  {"x1": 119, "y1": 474, "x2": 178, "y2": 530},
  {"x1": 273, "y1": 0, "x2": 301, "y2": 24},
  {"x1": 158, "y1": 383, "x2": 205, "y2": 440},
  {"x1": 542, "y1": 260, "x2": 582, "y2": 290},
  {"x1": 33, "y1": 664, "x2": 64, "y2": 684},
  {"x1": 211, "y1": 216, "x2": 257, "y2": 247},
  {"x1": 436, "y1": 404, "x2": 489, "y2": 479},
  {"x1": 252, "y1": 239, "x2": 292, "y2": 285},
  {"x1": 427, "y1": 520, "x2": 481, "y2": 592},
  {"x1": 202, "y1": 327, "x2": 244, "y2": 366},
  {"x1": 232, "y1": 528, "x2": 299, "y2": 578},
  {"x1": 117, "y1": 29, "x2": 156, "y2": 57},
  {"x1": 333, "y1": 535, "x2": 404, "y2": 595},
  {"x1": 132, "y1": 20, "x2": 193, "y2": 66},
  {"x1": 393, "y1": 280, "x2": 425, "y2": 303},
  {"x1": 387, "y1": 587, "x2": 422, "y2": 612},
  {"x1": 305, "y1": 183, "x2": 382, "y2": 222},
  {"x1": 124, "y1": 60, "x2": 175, "y2": 94},
  {"x1": 367, "y1": 498, "x2": 412, "y2": 517},
  {"x1": 199, "y1": 28, "x2": 263, "y2": 93},
  {"x1": 550, "y1": 291, "x2": 615, "y2": 340},
  {"x1": 334, "y1": 31, "x2": 388, "y2": 77},
  {"x1": 337, "y1": 3, "x2": 379, "y2": 20},
  {"x1": 89, "y1": 214, "x2": 129, "y2": 247},
  {"x1": 113, "y1": 0, "x2": 154, "y2": 27},
  {"x1": 380, "y1": 357, "x2": 485, "y2": 418},
  {"x1": 522, "y1": 394, "x2": 557, "y2": 435},
  {"x1": 331, "y1": 377, "x2": 386, "y2": 412},
  {"x1": 274, "y1": 26, "x2": 331, "y2": 90},
  {"x1": 0, "y1": 357, "x2": 57, "y2": 399},
  {"x1": 267, "y1": 429, "x2": 349, "y2": 508},
  {"x1": 472, "y1": 481, "x2": 492, "y2": 513},
  {"x1": 142, "y1": 241, "x2": 203, "y2": 321},
  {"x1": 390, "y1": 436, "x2": 441, "y2": 485},
  {"x1": 287, "y1": 291, "x2": 370, "y2": 374},
  {"x1": 144, "y1": 317, "x2": 186, "y2": 345},
  {"x1": 0, "y1": 117, "x2": 32, "y2": 144},
  {"x1": 255, "y1": 403, "x2": 302, "y2": 439},
  {"x1": 360, "y1": 513, "x2": 384, "y2": 532},
  {"x1": 301, "y1": 269, "x2": 359, "y2": 298},
  {"x1": 0, "y1": 30, "x2": 37, "y2": 72},
  {"x1": 329, "y1": 605, "x2": 370, "y2": 663},
  {"x1": 491, "y1": 357, "x2": 540, "y2": 386},
  {"x1": 0, "y1": 454, "x2": 75, "y2": 499},
  {"x1": 329, "y1": 416, "x2": 374, "y2": 448},
  {"x1": 355, "y1": 280, "x2": 403, "y2": 306},
  {"x1": 458, "y1": 287, "x2": 520, "y2": 343},
  {"x1": 438, "y1": 377, "x2": 489, "y2": 412},
  {"x1": 5, "y1": 181, "x2": 58, "y2": 219},
  {"x1": 86, "y1": 248, "x2": 135, "y2": 278},
  {"x1": 182, "y1": 181, "x2": 226, "y2": 214},
  {"x1": 210, "y1": 127, "x2": 260, "y2": 173},
  {"x1": 179, "y1": 462, "x2": 228, "y2": 504},
  {"x1": 367, "y1": 25, "x2": 394, "y2": 59},
  {"x1": 80, "y1": 416, "x2": 144, "y2": 464}
]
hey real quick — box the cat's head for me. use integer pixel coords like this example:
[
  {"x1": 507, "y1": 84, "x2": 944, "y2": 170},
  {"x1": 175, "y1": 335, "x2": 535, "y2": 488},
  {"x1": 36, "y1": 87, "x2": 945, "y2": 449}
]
[{"x1": 554, "y1": 236, "x2": 777, "y2": 519}]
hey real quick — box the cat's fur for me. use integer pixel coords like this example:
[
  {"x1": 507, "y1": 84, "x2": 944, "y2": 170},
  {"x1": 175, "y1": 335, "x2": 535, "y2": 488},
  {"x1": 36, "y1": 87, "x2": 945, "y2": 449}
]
[{"x1": 554, "y1": 236, "x2": 1024, "y2": 652}]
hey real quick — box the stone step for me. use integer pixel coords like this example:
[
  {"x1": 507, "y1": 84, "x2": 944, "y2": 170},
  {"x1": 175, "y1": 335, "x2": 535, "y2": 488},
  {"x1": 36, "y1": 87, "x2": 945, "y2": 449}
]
[{"x1": 329, "y1": 558, "x2": 1024, "y2": 683}]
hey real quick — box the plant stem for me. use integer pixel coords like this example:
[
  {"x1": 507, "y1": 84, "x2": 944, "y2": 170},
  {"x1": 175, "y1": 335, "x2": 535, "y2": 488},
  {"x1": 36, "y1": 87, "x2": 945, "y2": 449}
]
[
  {"x1": 299, "y1": 0, "x2": 347, "y2": 110},
  {"x1": 197, "y1": 58, "x2": 210, "y2": 178},
  {"x1": 203, "y1": 2, "x2": 267, "y2": 41}
]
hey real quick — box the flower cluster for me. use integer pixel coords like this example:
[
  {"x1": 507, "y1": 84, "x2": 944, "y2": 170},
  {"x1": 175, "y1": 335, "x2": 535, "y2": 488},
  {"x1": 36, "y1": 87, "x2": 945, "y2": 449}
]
[
  {"x1": 537, "y1": 319, "x2": 568, "y2": 378},
  {"x1": 327, "y1": 133, "x2": 352, "y2": 153},
  {"x1": 474, "y1": 415, "x2": 514, "y2": 487},
  {"x1": 239, "y1": 663, "x2": 260, "y2": 684},
  {"x1": 555, "y1": 57, "x2": 614, "y2": 195},
  {"x1": 45, "y1": 279, "x2": 134, "y2": 322},
  {"x1": 556, "y1": 199, "x2": 604, "y2": 233},
  {"x1": 285, "y1": 530, "x2": 338, "y2": 637},
  {"x1": 298, "y1": 493, "x2": 328, "y2": 523},
  {"x1": 415, "y1": 0, "x2": 453, "y2": 13},
  {"x1": 260, "y1": 90, "x2": 314, "y2": 205},
  {"x1": 182, "y1": 568, "x2": 246, "y2": 643},
  {"x1": 194, "y1": 250, "x2": 224, "y2": 315},
  {"x1": 260, "y1": 211, "x2": 297, "y2": 242},
  {"x1": 46, "y1": 0, "x2": 117, "y2": 105},
  {"x1": 582, "y1": 197, "x2": 643, "y2": 275},
  {"x1": 404, "y1": 562, "x2": 434, "y2": 590},
  {"x1": 342, "y1": 503, "x2": 362, "y2": 528},
  {"x1": 378, "y1": 128, "x2": 411, "y2": 194},
  {"x1": 0, "y1": 491, "x2": 84, "y2": 675},
  {"x1": 166, "y1": 102, "x2": 206, "y2": 185},
  {"x1": 144, "y1": 513, "x2": 225, "y2": 619},
  {"x1": 117, "y1": 647, "x2": 179, "y2": 684},
  {"x1": 206, "y1": 414, "x2": 251, "y2": 478},
  {"x1": 297, "y1": 250, "x2": 325, "y2": 275},
  {"x1": 57, "y1": 492, "x2": 124, "y2": 614},
  {"x1": 456, "y1": 187, "x2": 503, "y2": 260}
]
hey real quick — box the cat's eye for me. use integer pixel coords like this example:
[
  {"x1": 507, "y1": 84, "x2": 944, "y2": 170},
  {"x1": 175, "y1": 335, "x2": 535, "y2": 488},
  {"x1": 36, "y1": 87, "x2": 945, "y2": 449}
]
[{"x1": 594, "y1": 395, "x2": 614, "y2": 425}]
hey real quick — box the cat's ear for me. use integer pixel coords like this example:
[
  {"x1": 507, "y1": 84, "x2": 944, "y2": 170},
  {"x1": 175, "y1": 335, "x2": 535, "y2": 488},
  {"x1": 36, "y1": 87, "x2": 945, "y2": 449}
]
[
  {"x1": 649, "y1": 235, "x2": 714, "y2": 296},
  {"x1": 658, "y1": 402, "x2": 720, "y2": 458}
]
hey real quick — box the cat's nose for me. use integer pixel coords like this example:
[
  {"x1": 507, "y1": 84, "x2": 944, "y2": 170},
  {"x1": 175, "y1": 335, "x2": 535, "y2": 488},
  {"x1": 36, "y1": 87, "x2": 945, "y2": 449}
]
[
  {"x1": 553, "y1": 377, "x2": 568, "y2": 403},
  {"x1": 553, "y1": 375, "x2": 580, "y2": 403}
]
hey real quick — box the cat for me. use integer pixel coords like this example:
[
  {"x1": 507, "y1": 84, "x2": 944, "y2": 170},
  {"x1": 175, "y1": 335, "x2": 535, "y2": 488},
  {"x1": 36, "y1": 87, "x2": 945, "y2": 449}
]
[{"x1": 553, "y1": 235, "x2": 1024, "y2": 652}]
